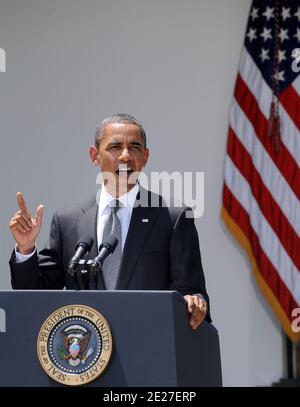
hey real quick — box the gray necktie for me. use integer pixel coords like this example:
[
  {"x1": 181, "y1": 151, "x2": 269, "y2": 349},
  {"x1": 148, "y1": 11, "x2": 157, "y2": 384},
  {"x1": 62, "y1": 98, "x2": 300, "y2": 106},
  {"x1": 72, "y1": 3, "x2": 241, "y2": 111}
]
[{"x1": 101, "y1": 200, "x2": 122, "y2": 290}]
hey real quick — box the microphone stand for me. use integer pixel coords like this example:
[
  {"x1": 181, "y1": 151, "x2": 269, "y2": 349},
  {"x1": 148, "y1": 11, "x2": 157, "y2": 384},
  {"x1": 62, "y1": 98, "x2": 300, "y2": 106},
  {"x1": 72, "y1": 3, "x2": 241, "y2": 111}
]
[
  {"x1": 89, "y1": 264, "x2": 98, "y2": 290},
  {"x1": 67, "y1": 265, "x2": 80, "y2": 290},
  {"x1": 70, "y1": 259, "x2": 105, "y2": 290}
]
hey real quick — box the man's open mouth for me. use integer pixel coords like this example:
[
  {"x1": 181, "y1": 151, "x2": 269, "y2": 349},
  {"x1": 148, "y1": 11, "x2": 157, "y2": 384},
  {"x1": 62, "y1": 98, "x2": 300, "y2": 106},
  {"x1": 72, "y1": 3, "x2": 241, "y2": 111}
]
[{"x1": 116, "y1": 165, "x2": 134, "y2": 175}]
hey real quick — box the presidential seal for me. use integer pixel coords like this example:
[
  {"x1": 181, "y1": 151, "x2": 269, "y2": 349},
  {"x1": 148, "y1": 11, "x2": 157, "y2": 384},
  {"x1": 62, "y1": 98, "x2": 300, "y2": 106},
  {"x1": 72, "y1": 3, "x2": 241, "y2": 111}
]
[{"x1": 37, "y1": 304, "x2": 112, "y2": 386}]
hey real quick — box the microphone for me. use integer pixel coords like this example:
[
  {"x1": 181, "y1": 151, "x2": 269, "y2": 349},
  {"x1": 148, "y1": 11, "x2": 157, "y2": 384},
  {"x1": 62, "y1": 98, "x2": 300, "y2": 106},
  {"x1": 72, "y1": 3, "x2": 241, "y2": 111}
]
[
  {"x1": 68, "y1": 236, "x2": 94, "y2": 276},
  {"x1": 90, "y1": 235, "x2": 118, "y2": 276}
]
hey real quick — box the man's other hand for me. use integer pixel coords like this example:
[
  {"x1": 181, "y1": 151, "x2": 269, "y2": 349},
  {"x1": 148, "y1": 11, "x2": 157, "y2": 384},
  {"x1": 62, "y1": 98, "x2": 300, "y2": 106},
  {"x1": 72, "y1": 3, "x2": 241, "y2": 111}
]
[{"x1": 184, "y1": 294, "x2": 207, "y2": 330}]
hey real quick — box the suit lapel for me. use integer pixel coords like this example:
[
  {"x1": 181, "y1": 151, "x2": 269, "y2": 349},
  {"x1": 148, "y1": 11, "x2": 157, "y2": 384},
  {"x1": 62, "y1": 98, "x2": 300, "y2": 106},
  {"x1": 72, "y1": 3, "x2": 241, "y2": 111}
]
[
  {"x1": 116, "y1": 190, "x2": 158, "y2": 290},
  {"x1": 77, "y1": 197, "x2": 98, "y2": 260}
]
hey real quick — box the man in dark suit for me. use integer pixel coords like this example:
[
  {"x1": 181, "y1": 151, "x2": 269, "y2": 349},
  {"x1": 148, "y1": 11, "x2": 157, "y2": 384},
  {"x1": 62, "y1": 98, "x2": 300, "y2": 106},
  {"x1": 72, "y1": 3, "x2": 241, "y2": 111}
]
[{"x1": 9, "y1": 114, "x2": 210, "y2": 329}]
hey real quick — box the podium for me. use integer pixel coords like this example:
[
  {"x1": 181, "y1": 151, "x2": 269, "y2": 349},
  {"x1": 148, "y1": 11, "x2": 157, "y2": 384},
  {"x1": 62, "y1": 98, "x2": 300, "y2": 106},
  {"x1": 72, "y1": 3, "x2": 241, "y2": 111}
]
[{"x1": 0, "y1": 290, "x2": 222, "y2": 387}]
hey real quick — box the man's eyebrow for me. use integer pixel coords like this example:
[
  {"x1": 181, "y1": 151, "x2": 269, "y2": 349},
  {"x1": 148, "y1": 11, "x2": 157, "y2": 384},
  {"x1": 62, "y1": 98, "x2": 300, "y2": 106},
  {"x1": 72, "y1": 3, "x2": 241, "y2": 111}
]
[
  {"x1": 105, "y1": 139, "x2": 143, "y2": 147},
  {"x1": 130, "y1": 141, "x2": 143, "y2": 147},
  {"x1": 106, "y1": 140, "x2": 122, "y2": 146}
]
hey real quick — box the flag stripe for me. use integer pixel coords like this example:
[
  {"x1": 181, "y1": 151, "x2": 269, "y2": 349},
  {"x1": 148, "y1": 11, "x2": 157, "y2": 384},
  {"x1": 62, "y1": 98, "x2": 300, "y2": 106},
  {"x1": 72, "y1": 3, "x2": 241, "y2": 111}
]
[
  {"x1": 234, "y1": 73, "x2": 300, "y2": 200},
  {"x1": 238, "y1": 48, "x2": 300, "y2": 165},
  {"x1": 230, "y1": 99, "x2": 300, "y2": 235},
  {"x1": 280, "y1": 85, "x2": 300, "y2": 132},
  {"x1": 223, "y1": 184, "x2": 298, "y2": 317},
  {"x1": 224, "y1": 157, "x2": 300, "y2": 302},
  {"x1": 292, "y1": 75, "x2": 300, "y2": 97},
  {"x1": 222, "y1": 205, "x2": 300, "y2": 342},
  {"x1": 227, "y1": 127, "x2": 300, "y2": 271}
]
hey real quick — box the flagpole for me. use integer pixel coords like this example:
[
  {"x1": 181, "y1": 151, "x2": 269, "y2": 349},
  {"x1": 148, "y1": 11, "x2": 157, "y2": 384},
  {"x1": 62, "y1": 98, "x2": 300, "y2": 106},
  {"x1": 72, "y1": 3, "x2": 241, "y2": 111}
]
[
  {"x1": 292, "y1": 339, "x2": 300, "y2": 379},
  {"x1": 287, "y1": 336, "x2": 293, "y2": 379},
  {"x1": 273, "y1": 336, "x2": 300, "y2": 386}
]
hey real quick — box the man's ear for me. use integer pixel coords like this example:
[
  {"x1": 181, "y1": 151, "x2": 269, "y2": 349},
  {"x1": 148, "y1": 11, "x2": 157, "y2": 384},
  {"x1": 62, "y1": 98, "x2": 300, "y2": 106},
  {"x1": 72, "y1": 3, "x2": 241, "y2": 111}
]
[
  {"x1": 143, "y1": 148, "x2": 150, "y2": 167},
  {"x1": 89, "y1": 146, "x2": 99, "y2": 165}
]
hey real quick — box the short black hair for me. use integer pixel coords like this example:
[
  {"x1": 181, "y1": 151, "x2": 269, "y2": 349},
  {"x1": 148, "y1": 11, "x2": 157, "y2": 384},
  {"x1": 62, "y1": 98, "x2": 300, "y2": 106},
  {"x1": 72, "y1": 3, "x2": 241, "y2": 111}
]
[{"x1": 95, "y1": 114, "x2": 147, "y2": 148}]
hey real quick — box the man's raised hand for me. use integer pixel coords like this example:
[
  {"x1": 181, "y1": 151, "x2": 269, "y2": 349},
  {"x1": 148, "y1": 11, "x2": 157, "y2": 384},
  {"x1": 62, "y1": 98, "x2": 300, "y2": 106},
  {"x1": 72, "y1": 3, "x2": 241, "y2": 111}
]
[{"x1": 9, "y1": 192, "x2": 44, "y2": 254}]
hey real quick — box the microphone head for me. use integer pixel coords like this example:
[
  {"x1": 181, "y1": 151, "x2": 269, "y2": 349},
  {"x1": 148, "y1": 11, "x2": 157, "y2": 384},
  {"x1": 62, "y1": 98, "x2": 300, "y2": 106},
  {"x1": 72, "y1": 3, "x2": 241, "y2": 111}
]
[
  {"x1": 68, "y1": 236, "x2": 94, "y2": 276},
  {"x1": 75, "y1": 236, "x2": 94, "y2": 252},
  {"x1": 100, "y1": 235, "x2": 118, "y2": 254}
]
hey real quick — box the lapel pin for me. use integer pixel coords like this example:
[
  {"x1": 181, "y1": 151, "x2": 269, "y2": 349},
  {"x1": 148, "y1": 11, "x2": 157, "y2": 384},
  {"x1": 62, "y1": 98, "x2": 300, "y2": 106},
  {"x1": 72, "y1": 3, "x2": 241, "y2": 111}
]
[{"x1": 142, "y1": 218, "x2": 149, "y2": 223}]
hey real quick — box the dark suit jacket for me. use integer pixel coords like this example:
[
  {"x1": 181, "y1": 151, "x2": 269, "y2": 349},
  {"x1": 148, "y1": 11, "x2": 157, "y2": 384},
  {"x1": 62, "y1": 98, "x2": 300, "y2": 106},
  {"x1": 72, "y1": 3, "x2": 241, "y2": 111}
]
[{"x1": 10, "y1": 188, "x2": 211, "y2": 320}]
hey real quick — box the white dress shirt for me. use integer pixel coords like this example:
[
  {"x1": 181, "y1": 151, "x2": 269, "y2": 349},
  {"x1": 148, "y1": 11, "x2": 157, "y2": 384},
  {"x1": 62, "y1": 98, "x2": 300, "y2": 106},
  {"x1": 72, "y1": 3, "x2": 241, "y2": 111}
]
[{"x1": 96, "y1": 183, "x2": 139, "y2": 251}]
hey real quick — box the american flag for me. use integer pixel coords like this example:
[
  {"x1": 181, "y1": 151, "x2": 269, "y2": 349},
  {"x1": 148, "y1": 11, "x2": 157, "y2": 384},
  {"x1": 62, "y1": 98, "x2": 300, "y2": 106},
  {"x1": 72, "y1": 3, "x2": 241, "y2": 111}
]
[{"x1": 222, "y1": 0, "x2": 300, "y2": 341}]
